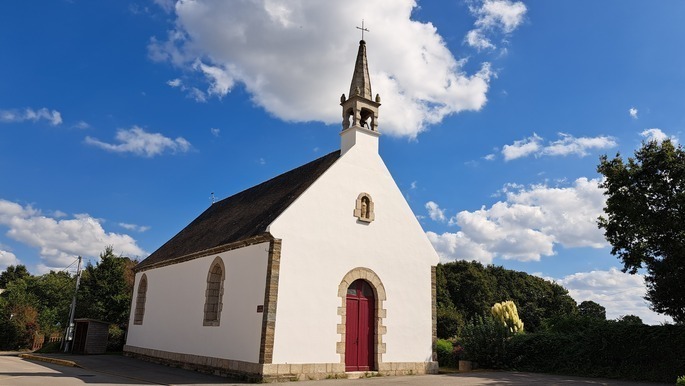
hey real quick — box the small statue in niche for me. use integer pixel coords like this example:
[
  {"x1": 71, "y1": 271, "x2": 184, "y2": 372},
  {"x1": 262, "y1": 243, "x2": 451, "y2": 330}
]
[
  {"x1": 361, "y1": 196, "x2": 370, "y2": 219},
  {"x1": 354, "y1": 193, "x2": 374, "y2": 223}
]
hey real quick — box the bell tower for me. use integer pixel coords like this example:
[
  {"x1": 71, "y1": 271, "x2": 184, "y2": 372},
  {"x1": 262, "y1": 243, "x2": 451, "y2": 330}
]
[{"x1": 340, "y1": 39, "x2": 381, "y2": 155}]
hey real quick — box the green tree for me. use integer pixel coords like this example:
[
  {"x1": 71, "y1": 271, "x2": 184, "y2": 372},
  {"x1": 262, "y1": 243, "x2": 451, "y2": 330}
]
[
  {"x1": 76, "y1": 247, "x2": 136, "y2": 326},
  {"x1": 0, "y1": 268, "x2": 75, "y2": 349},
  {"x1": 616, "y1": 314, "x2": 643, "y2": 325},
  {"x1": 438, "y1": 261, "x2": 497, "y2": 321},
  {"x1": 436, "y1": 261, "x2": 578, "y2": 335},
  {"x1": 487, "y1": 265, "x2": 577, "y2": 331},
  {"x1": 32, "y1": 271, "x2": 74, "y2": 334},
  {"x1": 0, "y1": 275, "x2": 40, "y2": 349},
  {"x1": 578, "y1": 300, "x2": 606, "y2": 320},
  {"x1": 598, "y1": 139, "x2": 685, "y2": 323},
  {"x1": 0, "y1": 265, "x2": 30, "y2": 288}
]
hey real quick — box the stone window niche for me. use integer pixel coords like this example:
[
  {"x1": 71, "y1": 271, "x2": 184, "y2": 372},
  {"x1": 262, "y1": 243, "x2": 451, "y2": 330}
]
[
  {"x1": 133, "y1": 274, "x2": 147, "y2": 325},
  {"x1": 354, "y1": 193, "x2": 375, "y2": 223},
  {"x1": 203, "y1": 257, "x2": 225, "y2": 326}
]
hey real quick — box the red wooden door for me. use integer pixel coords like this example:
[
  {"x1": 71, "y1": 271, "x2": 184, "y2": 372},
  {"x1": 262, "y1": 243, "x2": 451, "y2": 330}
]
[{"x1": 345, "y1": 280, "x2": 375, "y2": 371}]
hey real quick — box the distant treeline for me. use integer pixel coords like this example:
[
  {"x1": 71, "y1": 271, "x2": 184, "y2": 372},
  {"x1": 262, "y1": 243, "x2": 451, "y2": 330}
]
[
  {"x1": 0, "y1": 247, "x2": 135, "y2": 350},
  {"x1": 436, "y1": 260, "x2": 578, "y2": 337}
]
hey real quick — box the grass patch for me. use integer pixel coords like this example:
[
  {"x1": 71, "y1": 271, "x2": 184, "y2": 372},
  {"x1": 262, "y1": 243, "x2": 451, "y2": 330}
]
[{"x1": 34, "y1": 341, "x2": 62, "y2": 353}]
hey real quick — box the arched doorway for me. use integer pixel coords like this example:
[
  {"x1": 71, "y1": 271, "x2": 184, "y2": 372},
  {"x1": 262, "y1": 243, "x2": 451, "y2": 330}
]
[{"x1": 345, "y1": 279, "x2": 375, "y2": 371}]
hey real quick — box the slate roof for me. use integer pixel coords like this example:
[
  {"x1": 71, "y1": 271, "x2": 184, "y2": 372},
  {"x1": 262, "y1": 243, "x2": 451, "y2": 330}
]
[{"x1": 136, "y1": 150, "x2": 341, "y2": 270}]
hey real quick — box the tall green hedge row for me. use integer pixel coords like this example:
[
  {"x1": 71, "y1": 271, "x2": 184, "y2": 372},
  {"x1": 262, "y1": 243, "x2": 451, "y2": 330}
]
[{"x1": 506, "y1": 324, "x2": 685, "y2": 383}]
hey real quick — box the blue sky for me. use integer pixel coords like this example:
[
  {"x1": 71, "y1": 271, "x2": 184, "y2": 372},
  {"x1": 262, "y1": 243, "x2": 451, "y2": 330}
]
[{"x1": 1, "y1": 1, "x2": 683, "y2": 324}]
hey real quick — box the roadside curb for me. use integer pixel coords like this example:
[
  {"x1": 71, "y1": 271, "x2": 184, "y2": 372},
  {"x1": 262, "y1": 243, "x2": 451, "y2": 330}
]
[{"x1": 19, "y1": 353, "x2": 80, "y2": 368}]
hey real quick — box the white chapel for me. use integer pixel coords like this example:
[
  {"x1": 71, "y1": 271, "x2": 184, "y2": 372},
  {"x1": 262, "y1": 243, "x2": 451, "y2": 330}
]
[{"x1": 124, "y1": 39, "x2": 440, "y2": 382}]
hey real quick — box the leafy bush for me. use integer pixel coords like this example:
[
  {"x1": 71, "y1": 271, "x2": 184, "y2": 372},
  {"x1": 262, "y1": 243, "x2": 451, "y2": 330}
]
[
  {"x1": 461, "y1": 316, "x2": 510, "y2": 368},
  {"x1": 106, "y1": 324, "x2": 126, "y2": 352},
  {"x1": 506, "y1": 322, "x2": 685, "y2": 383},
  {"x1": 437, "y1": 306, "x2": 464, "y2": 339},
  {"x1": 435, "y1": 339, "x2": 456, "y2": 368},
  {"x1": 676, "y1": 375, "x2": 685, "y2": 385}
]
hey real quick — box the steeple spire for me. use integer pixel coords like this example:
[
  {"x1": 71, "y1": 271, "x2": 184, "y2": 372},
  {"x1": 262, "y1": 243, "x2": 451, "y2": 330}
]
[
  {"x1": 339, "y1": 39, "x2": 381, "y2": 155},
  {"x1": 348, "y1": 40, "x2": 373, "y2": 101},
  {"x1": 340, "y1": 40, "x2": 381, "y2": 134}
]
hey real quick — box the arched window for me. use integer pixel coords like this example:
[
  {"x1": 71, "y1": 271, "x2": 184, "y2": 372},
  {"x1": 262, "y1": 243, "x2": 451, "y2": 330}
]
[
  {"x1": 133, "y1": 274, "x2": 147, "y2": 325},
  {"x1": 203, "y1": 257, "x2": 225, "y2": 326},
  {"x1": 354, "y1": 193, "x2": 375, "y2": 222}
]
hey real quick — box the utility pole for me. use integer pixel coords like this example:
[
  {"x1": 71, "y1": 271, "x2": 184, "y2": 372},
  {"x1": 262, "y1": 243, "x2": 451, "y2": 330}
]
[{"x1": 63, "y1": 256, "x2": 82, "y2": 353}]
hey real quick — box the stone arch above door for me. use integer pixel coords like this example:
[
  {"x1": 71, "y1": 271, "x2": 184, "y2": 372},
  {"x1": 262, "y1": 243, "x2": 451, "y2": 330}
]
[{"x1": 336, "y1": 267, "x2": 387, "y2": 368}]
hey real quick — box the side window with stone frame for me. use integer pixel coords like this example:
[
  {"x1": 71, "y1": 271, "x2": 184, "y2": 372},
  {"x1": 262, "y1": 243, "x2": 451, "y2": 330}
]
[
  {"x1": 353, "y1": 192, "x2": 375, "y2": 222},
  {"x1": 133, "y1": 274, "x2": 147, "y2": 325},
  {"x1": 203, "y1": 257, "x2": 225, "y2": 326}
]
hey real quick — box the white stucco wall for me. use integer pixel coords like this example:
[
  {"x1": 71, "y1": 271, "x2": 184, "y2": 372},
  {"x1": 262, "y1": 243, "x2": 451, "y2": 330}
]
[
  {"x1": 126, "y1": 242, "x2": 269, "y2": 363},
  {"x1": 268, "y1": 128, "x2": 439, "y2": 365}
]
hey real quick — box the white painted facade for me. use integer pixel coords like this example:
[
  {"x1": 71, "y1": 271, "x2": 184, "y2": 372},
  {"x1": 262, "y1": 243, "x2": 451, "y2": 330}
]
[
  {"x1": 268, "y1": 126, "x2": 439, "y2": 364},
  {"x1": 126, "y1": 242, "x2": 269, "y2": 363},
  {"x1": 125, "y1": 40, "x2": 440, "y2": 379}
]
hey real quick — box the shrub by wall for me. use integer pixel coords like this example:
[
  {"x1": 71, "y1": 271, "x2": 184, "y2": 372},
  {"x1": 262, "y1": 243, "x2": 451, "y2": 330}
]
[
  {"x1": 506, "y1": 323, "x2": 685, "y2": 383},
  {"x1": 462, "y1": 316, "x2": 510, "y2": 369},
  {"x1": 436, "y1": 339, "x2": 456, "y2": 368}
]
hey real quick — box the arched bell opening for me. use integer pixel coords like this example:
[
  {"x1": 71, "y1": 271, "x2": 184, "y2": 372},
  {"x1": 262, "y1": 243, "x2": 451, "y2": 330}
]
[
  {"x1": 360, "y1": 108, "x2": 375, "y2": 131},
  {"x1": 342, "y1": 108, "x2": 354, "y2": 130}
]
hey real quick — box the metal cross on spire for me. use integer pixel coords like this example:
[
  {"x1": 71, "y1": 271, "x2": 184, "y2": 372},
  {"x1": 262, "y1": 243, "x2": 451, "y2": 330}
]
[{"x1": 356, "y1": 19, "x2": 369, "y2": 40}]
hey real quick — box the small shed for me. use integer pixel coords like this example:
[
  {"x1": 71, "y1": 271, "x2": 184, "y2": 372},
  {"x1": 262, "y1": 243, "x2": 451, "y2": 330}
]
[{"x1": 72, "y1": 319, "x2": 109, "y2": 354}]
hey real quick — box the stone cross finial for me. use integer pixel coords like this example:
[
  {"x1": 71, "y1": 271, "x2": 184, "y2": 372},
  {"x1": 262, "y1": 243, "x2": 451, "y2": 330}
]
[{"x1": 356, "y1": 19, "x2": 369, "y2": 40}]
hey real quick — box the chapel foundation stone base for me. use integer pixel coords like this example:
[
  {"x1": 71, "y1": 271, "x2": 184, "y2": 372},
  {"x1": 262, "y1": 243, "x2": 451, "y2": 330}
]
[{"x1": 124, "y1": 345, "x2": 437, "y2": 382}]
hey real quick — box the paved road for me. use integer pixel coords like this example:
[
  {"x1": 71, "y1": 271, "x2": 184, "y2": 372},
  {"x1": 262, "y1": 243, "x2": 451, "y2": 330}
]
[{"x1": 0, "y1": 354, "x2": 670, "y2": 386}]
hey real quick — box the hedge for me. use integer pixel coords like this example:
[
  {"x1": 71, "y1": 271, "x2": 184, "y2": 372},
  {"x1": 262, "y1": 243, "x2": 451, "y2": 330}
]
[{"x1": 506, "y1": 323, "x2": 685, "y2": 383}]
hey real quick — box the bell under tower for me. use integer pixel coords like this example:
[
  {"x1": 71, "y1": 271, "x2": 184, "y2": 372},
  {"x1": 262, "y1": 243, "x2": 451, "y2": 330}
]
[{"x1": 340, "y1": 39, "x2": 381, "y2": 155}]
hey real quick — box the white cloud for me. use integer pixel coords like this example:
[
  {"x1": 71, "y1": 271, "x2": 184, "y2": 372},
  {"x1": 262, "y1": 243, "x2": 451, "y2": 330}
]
[
  {"x1": 484, "y1": 153, "x2": 496, "y2": 161},
  {"x1": 193, "y1": 60, "x2": 235, "y2": 98},
  {"x1": 629, "y1": 107, "x2": 638, "y2": 119},
  {"x1": 465, "y1": 29, "x2": 495, "y2": 50},
  {"x1": 640, "y1": 128, "x2": 677, "y2": 144},
  {"x1": 148, "y1": 1, "x2": 499, "y2": 138},
  {"x1": 154, "y1": 0, "x2": 175, "y2": 13},
  {"x1": 541, "y1": 133, "x2": 618, "y2": 157},
  {"x1": 501, "y1": 133, "x2": 542, "y2": 161},
  {"x1": 427, "y1": 230, "x2": 494, "y2": 264},
  {"x1": 465, "y1": 0, "x2": 527, "y2": 50},
  {"x1": 73, "y1": 121, "x2": 90, "y2": 129},
  {"x1": 166, "y1": 78, "x2": 210, "y2": 102},
  {"x1": 0, "y1": 199, "x2": 145, "y2": 268},
  {"x1": 0, "y1": 250, "x2": 20, "y2": 271},
  {"x1": 119, "y1": 223, "x2": 151, "y2": 233},
  {"x1": 85, "y1": 126, "x2": 191, "y2": 157},
  {"x1": 410, "y1": 181, "x2": 418, "y2": 190},
  {"x1": 557, "y1": 268, "x2": 672, "y2": 325},
  {"x1": 429, "y1": 178, "x2": 607, "y2": 262},
  {"x1": 475, "y1": 0, "x2": 527, "y2": 33},
  {"x1": 425, "y1": 201, "x2": 447, "y2": 222},
  {"x1": 0, "y1": 107, "x2": 62, "y2": 126},
  {"x1": 210, "y1": 127, "x2": 220, "y2": 137},
  {"x1": 167, "y1": 78, "x2": 182, "y2": 87},
  {"x1": 502, "y1": 133, "x2": 617, "y2": 161}
]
